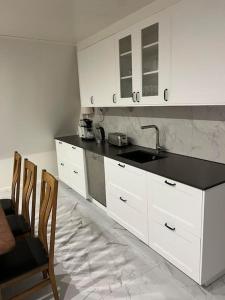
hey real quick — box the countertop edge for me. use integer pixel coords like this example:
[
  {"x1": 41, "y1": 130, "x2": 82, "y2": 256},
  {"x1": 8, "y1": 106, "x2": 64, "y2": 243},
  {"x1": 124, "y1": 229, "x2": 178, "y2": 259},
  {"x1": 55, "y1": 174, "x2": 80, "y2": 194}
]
[{"x1": 54, "y1": 135, "x2": 225, "y2": 191}]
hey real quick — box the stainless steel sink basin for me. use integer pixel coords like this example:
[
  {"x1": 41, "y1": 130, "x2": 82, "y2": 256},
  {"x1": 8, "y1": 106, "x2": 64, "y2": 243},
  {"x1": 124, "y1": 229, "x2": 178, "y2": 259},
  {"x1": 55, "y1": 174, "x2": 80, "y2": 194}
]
[{"x1": 117, "y1": 150, "x2": 164, "y2": 163}]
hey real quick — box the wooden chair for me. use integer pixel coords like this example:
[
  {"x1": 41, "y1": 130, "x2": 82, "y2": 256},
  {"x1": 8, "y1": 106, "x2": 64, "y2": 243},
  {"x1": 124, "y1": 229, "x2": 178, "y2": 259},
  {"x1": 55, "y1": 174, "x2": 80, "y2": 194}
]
[
  {"x1": 0, "y1": 151, "x2": 21, "y2": 215},
  {"x1": 7, "y1": 159, "x2": 37, "y2": 237},
  {"x1": 0, "y1": 170, "x2": 59, "y2": 300}
]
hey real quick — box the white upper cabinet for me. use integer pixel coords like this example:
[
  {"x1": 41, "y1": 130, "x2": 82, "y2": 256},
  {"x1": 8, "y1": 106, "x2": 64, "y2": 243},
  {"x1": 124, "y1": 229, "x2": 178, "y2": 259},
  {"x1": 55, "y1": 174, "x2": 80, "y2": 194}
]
[
  {"x1": 78, "y1": 0, "x2": 225, "y2": 107},
  {"x1": 115, "y1": 11, "x2": 170, "y2": 106},
  {"x1": 77, "y1": 36, "x2": 116, "y2": 107},
  {"x1": 137, "y1": 11, "x2": 171, "y2": 105},
  {"x1": 169, "y1": 0, "x2": 225, "y2": 105},
  {"x1": 77, "y1": 46, "x2": 93, "y2": 107},
  {"x1": 115, "y1": 28, "x2": 138, "y2": 106}
]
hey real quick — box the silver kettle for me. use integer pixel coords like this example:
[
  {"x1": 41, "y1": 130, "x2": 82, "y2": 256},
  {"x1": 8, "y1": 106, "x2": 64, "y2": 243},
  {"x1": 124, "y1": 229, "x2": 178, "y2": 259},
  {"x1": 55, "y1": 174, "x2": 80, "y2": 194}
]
[{"x1": 94, "y1": 125, "x2": 105, "y2": 143}]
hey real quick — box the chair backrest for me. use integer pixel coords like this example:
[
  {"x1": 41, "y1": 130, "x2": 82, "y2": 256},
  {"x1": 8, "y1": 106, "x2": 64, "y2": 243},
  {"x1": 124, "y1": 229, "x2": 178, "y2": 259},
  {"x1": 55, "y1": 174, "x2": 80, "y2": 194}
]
[
  {"x1": 11, "y1": 151, "x2": 22, "y2": 214},
  {"x1": 21, "y1": 159, "x2": 37, "y2": 235},
  {"x1": 38, "y1": 170, "x2": 58, "y2": 266}
]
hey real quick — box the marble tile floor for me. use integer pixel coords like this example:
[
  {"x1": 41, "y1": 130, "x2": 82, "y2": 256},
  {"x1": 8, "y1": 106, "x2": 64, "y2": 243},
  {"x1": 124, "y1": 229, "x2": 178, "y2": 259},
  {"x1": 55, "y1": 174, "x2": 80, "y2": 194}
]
[{"x1": 2, "y1": 183, "x2": 225, "y2": 300}]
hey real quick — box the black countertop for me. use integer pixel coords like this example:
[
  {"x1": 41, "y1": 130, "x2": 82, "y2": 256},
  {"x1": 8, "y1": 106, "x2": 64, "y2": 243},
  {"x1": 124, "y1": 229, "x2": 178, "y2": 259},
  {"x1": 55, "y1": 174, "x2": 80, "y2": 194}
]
[{"x1": 55, "y1": 135, "x2": 225, "y2": 191}]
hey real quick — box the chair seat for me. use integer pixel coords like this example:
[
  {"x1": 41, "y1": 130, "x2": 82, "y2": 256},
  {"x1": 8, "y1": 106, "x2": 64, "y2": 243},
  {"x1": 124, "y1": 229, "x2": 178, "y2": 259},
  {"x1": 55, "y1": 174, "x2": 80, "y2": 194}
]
[
  {"x1": 0, "y1": 236, "x2": 49, "y2": 284},
  {"x1": 7, "y1": 215, "x2": 30, "y2": 236},
  {"x1": 0, "y1": 199, "x2": 15, "y2": 215}
]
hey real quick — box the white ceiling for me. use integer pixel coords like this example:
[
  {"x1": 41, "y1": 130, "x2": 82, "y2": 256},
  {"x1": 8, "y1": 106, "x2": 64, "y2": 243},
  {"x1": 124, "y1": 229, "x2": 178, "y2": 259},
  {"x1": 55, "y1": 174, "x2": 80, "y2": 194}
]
[{"x1": 0, "y1": 0, "x2": 155, "y2": 44}]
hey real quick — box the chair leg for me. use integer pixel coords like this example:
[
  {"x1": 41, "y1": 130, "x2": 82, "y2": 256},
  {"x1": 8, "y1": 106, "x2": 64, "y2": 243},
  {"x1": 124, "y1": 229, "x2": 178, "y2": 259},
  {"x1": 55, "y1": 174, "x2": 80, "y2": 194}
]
[{"x1": 48, "y1": 268, "x2": 59, "y2": 300}]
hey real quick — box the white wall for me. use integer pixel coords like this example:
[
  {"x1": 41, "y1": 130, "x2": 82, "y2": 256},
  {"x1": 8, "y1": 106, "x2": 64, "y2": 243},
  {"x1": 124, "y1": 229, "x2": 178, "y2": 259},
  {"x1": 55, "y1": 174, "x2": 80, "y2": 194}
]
[
  {"x1": 0, "y1": 0, "x2": 157, "y2": 44},
  {"x1": 77, "y1": 0, "x2": 180, "y2": 50},
  {"x1": 0, "y1": 37, "x2": 80, "y2": 188},
  {"x1": 0, "y1": 151, "x2": 58, "y2": 191}
]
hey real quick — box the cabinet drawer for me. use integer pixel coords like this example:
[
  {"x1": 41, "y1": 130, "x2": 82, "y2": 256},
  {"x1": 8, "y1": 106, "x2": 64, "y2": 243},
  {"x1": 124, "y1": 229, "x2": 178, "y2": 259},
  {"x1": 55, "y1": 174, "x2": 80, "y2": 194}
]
[
  {"x1": 55, "y1": 140, "x2": 64, "y2": 158},
  {"x1": 57, "y1": 159, "x2": 86, "y2": 197},
  {"x1": 149, "y1": 219, "x2": 201, "y2": 283},
  {"x1": 104, "y1": 157, "x2": 147, "y2": 199},
  {"x1": 55, "y1": 140, "x2": 84, "y2": 167},
  {"x1": 107, "y1": 182, "x2": 147, "y2": 215},
  {"x1": 57, "y1": 160, "x2": 71, "y2": 187},
  {"x1": 107, "y1": 183, "x2": 148, "y2": 243},
  {"x1": 67, "y1": 163, "x2": 86, "y2": 197},
  {"x1": 148, "y1": 173, "x2": 203, "y2": 237}
]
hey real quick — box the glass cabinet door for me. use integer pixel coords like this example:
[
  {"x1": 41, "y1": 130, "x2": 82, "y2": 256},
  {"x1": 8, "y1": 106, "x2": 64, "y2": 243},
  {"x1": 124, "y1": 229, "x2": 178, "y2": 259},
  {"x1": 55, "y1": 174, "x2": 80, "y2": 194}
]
[
  {"x1": 141, "y1": 23, "x2": 159, "y2": 97},
  {"x1": 115, "y1": 11, "x2": 170, "y2": 105},
  {"x1": 118, "y1": 35, "x2": 133, "y2": 99}
]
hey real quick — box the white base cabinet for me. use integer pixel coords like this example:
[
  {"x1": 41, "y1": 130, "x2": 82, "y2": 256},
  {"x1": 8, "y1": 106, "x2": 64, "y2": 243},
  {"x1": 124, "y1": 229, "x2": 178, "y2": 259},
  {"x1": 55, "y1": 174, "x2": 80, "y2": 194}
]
[
  {"x1": 104, "y1": 156, "x2": 225, "y2": 286},
  {"x1": 54, "y1": 143, "x2": 225, "y2": 285},
  {"x1": 55, "y1": 140, "x2": 88, "y2": 198},
  {"x1": 104, "y1": 157, "x2": 148, "y2": 244},
  {"x1": 147, "y1": 173, "x2": 203, "y2": 282},
  {"x1": 147, "y1": 172, "x2": 225, "y2": 285},
  {"x1": 150, "y1": 218, "x2": 201, "y2": 282}
]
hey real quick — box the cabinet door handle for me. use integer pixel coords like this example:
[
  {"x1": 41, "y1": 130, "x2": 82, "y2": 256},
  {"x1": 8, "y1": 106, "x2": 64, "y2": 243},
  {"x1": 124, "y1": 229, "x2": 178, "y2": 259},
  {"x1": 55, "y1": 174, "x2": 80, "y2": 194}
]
[
  {"x1": 73, "y1": 170, "x2": 78, "y2": 174},
  {"x1": 59, "y1": 141, "x2": 62, "y2": 144},
  {"x1": 118, "y1": 163, "x2": 125, "y2": 168},
  {"x1": 164, "y1": 89, "x2": 168, "y2": 102},
  {"x1": 120, "y1": 196, "x2": 127, "y2": 203},
  {"x1": 132, "y1": 92, "x2": 136, "y2": 102},
  {"x1": 90, "y1": 96, "x2": 94, "y2": 104},
  {"x1": 165, "y1": 180, "x2": 176, "y2": 187},
  {"x1": 72, "y1": 146, "x2": 76, "y2": 150},
  {"x1": 60, "y1": 163, "x2": 64, "y2": 166},
  {"x1": 165, "y1": 223, "x2": 175, "y2": 231},
  {"x1": 113, "y1": 93, "x2": 117, "y2": 103},
  {"x1": 136, "y1": 91, "x2": 140, "y2": 102}
]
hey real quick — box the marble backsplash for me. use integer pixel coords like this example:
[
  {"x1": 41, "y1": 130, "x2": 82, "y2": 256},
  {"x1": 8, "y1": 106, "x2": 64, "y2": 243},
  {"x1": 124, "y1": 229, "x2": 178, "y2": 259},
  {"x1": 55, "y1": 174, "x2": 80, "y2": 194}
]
[{"x1": 92, "y1": 106, "x2": 225, "y2": 164}]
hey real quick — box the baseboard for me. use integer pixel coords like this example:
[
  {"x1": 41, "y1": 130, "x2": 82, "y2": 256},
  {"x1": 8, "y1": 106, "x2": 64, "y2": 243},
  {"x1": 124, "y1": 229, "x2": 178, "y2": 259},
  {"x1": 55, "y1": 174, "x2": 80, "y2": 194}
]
[
  {"x1": 88, "y1": 195, "x2": 107, "y2": 212},
  {"x1": 0, "y1": 186, "x2": 11, "y2": 193}
]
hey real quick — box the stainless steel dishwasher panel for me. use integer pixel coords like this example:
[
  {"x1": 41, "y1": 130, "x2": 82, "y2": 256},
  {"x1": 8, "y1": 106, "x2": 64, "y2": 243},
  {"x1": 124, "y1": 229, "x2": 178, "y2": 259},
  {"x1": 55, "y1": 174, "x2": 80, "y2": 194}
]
[{"x1": 86, "y1": 150, "x2": 106, "y2": 207}]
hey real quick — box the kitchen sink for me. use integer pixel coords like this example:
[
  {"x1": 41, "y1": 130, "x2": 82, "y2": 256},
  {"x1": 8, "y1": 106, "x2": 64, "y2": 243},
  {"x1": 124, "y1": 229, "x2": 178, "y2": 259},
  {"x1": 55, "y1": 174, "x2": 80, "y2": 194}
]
[{"x1": 117, "y1": 150, "x2": 164, "y2": 163}]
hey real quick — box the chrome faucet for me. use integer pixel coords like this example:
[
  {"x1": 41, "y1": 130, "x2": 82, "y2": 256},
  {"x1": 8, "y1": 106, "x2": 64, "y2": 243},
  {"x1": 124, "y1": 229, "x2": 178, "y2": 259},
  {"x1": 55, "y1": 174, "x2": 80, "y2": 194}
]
[{"x1": 141, "y1": 125, "x2": 161, "y2": 151}]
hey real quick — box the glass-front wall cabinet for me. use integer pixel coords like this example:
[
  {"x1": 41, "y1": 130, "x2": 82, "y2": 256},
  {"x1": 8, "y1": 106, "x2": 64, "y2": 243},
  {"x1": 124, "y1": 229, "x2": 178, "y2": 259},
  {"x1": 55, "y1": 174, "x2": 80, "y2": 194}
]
[
  {"x1": 141, "y1": 23, "x2": 159, "y2": 97},
  {"x1": 115, "y1": 12, "x2": 169, "y2": 105},
  {"x1": 138, "y1": 12, "x2": 170, "y2": 105},
  {"x1": 119, "y1": 35, "x2": 133, "y2": 99}
]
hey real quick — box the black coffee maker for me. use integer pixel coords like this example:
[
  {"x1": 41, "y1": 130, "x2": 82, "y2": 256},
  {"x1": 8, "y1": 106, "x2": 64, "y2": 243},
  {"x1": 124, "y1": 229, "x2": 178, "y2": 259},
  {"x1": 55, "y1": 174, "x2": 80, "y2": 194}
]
[{"x1": 78, "y1": 119, "x2": 95, "y2": 140}]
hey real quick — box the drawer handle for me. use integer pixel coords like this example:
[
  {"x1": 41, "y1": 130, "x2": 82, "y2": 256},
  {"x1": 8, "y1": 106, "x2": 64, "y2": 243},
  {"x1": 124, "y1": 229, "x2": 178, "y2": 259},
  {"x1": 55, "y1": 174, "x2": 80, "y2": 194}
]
[
  {"x1": 59, "y1": 142, "x2": 62, "y2": 144},
  {"x1": 119, "y1": 196, "x2": 127, "y2": 203},
  {"x1": 72, "y1": 146, "x2": 76, "y2": 150},
  {"x1": 165, "y1": 223, "x2": 175, "y2": 231},
  {"x1": 113, "y1": 93, "x2": 117, "y2": 103},
  {"x1": 136, "y1": 91, "x2": 140, "y2": 102},
  {"x1": 165, "y1": 180, "x2": 176, "y2": 187},
  {"x1": 164, "y1": 89, "x2": 168, "y2": 102},
  {"x1": 60, "y1": 163, "x2": 64, "y2": 166},
  {"x1": 73, "y1": 170, "x2": 78, "y2": 174},
  {"x1": 132, "y1": 92, "x2": 136, "y2": 103},
  {"x1": 118, "y1": 163, "x2": 125, "y2": 168}
]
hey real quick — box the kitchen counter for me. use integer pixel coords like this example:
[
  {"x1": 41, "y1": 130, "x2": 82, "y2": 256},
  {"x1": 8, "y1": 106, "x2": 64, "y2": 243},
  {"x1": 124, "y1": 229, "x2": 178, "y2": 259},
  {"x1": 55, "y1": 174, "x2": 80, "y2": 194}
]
[{"x1": 55, "y1": 135, "x2": 225, "y2": 190}]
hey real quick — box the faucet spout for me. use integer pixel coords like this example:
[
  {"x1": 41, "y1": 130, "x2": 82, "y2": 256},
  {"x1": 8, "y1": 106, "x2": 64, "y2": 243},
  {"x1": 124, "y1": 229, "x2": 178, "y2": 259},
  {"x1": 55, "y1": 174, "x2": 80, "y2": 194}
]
[{"x1": 141, "y1": 125, "x2": 160, "y2": 151}]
